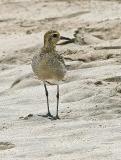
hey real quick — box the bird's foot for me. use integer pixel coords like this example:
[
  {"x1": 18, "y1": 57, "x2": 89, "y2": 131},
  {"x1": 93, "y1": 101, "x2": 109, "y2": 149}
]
[
  {"x1": 41, "y1": 112, "x2": 53, "y2": 118},
  {"x1": 38, "y1": 113, "x2": 60, "y2": 120},
  {"x1": 52, "y1": 115, "x2": 60, "y2": 120}
]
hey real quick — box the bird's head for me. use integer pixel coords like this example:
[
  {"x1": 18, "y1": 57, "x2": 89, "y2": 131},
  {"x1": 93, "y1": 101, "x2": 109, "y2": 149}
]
[
  {"x1": 44, "y1": 30, "x2": 60, "y2": 46},
  {"x1": 43, "y1": 30, "x2": 72, "y2": 52}
]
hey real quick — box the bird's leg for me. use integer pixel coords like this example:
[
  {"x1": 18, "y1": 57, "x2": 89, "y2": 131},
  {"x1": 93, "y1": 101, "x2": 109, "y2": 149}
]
[
  {"x1": 43, "y1": 82, "x2": 53, "y2": 117},
  {"x1": 55, "y1": 84, "x2": 60, "y2": 119}
]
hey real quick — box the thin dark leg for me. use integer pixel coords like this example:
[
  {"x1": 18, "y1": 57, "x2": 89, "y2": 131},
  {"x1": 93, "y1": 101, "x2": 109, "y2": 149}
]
[
  {"x1": 43, "y1": 82, "x2": 52, "y2": 117},
  {"x1": 55, "y1": 84, "x2": 60, "y2": 119}
]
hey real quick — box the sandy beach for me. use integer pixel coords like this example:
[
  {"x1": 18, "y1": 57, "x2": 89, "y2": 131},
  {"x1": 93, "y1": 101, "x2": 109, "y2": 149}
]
[{"x1": 0, "y1": 0, "x2": 121, "y2": 159}]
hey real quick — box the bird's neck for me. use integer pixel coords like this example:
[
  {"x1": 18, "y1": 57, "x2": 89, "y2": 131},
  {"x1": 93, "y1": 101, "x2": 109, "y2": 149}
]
[{"x1": 43, "y1": 41, "x2": 56, "y2": 53}]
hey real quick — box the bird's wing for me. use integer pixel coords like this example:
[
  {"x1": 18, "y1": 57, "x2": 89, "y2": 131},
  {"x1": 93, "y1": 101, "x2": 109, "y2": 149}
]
[{"x1": 56, "y1": 53, "x2": 66, "y2": 66}]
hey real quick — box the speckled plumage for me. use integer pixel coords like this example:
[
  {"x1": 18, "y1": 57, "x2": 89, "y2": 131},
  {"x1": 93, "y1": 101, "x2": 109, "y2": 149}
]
[
  {"x1": 32, "y1": 30, "x2": 66, "y2": 82},
  {"x1": 32, "y1": 49, "x2": 66, "y2": 82}
]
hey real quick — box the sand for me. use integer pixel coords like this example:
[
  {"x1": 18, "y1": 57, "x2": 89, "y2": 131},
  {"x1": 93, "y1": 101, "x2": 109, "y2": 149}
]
[{"x1": 0, "y1": 0, "x2": 121, "y2": 159}]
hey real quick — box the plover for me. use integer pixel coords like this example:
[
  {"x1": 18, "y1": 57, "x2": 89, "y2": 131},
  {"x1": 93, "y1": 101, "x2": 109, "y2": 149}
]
[{"x1": 32, "y1": 30, "x2": 71, "y2": 119}]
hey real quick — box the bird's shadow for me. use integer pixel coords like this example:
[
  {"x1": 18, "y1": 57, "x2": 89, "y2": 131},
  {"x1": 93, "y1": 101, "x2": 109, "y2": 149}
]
[{"x1": 19, "y1": 113, "x2": 59, "y2": 121}]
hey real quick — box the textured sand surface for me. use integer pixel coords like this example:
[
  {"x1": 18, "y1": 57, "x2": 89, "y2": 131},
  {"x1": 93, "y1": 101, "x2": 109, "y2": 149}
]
[{"x1": 0, "y1": 0, "x2": 121, "y2": 159}]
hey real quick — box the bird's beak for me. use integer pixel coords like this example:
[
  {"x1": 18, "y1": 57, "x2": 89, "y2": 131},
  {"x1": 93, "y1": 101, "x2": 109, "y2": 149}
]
[
  {"x1": 60, "y1": 36, "x2": 72, "y2": 41},
  {"x1": 57, "y1": 36, "x2": 75, "y2": 45}
]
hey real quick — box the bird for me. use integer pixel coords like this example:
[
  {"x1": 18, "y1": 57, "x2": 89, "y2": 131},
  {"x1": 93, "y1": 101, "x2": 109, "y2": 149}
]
[{"x1": 31, "y1": 30, "x2": 71, "y2": 120}]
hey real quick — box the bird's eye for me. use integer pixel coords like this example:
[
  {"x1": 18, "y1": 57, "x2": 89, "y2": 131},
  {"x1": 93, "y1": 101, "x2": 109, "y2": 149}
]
[{"x1": 52, "y1": 33, "x2": 58, "y2": 38}]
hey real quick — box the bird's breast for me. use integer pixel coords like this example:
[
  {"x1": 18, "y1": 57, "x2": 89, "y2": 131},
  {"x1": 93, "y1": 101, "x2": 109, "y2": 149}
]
[{"x1": 31, "y1": 53, "x2": 66, "y2": 81}]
